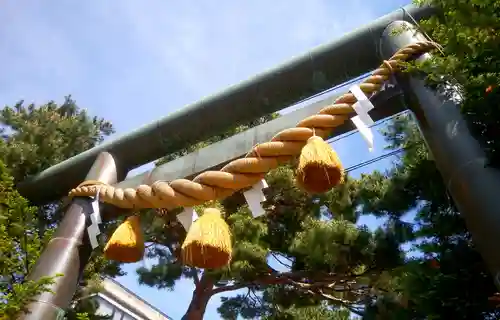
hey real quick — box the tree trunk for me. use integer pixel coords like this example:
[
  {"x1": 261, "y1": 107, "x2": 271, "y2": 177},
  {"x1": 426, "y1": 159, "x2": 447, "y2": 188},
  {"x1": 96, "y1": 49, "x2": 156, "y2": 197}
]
[{"x1": 181, "y1": 273, "x2": 214, "y2": 320}]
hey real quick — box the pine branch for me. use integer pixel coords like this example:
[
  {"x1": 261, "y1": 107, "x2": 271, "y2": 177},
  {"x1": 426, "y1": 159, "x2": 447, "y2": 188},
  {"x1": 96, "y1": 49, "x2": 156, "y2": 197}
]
[
  {"x1": 211, "y1": 282, "x2": 250, "y2": 295},
  {"x1": 190, "y1": 267, "x2": 200, "y2": 286},
  {"x1": 270, "y1": 252, "x2": 292, "y2": 269},
  {"x1": 22, "y1": 212, "x2": 29, "y2": 275},
  {"x1": 315, "y1": 290, "x2": 352, "y2": 305},
  {"x1": 196, "y1": 271, "x2": 215, "y2": 294},
  {"x1": 344, "y1": 304, "x2": 366, "y2": 317},
  {"x1": 244, "y1": 288, "x2": 252, "y2": 300},
  {"x1": 209, "y1": 266, "x2": 382, "y2": 316},
  {"x1": 210, "y1": 270, "x2": 361, "y2": 295}
]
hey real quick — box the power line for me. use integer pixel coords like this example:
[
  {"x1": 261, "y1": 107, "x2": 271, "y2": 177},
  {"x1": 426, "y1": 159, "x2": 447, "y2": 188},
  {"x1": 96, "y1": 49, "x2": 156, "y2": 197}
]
[
  {"x1": 328, "y1": 110, "x2": 410, "y2": 144},
  {"x1": 345, "y1": 147, "x2": 407, "y2": 173},
  {"x1": 299, "y1": 109, "x2": 413, "y2": 174},
  {"x1": 290, "y1": 73, "x2": 371, "y2": 108},
  {"x1": 284, "y1": 71, "x2": 412, "y2": 169}
]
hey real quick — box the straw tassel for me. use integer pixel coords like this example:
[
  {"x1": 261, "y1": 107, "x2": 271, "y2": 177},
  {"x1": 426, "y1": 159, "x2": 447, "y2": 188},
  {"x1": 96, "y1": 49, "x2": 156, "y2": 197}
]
[
  {"x1": 296, "y1": 135, "x2": 344, "y2": 194},
  {"x1": 181, "y1": 208, "x2": 232, "y2": 269},
  {"x1": 104, "y1": 215, "x2": 145, "y2": 263}
]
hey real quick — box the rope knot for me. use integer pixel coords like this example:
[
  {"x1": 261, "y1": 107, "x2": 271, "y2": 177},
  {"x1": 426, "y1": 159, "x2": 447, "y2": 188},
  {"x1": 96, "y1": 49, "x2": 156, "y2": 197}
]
[
  {"x1": 382, "y1": 60, "x2": 394, "y2": 74},
  {"x1": 76, "y1": 180, "x2": 109, "y2": 189}
]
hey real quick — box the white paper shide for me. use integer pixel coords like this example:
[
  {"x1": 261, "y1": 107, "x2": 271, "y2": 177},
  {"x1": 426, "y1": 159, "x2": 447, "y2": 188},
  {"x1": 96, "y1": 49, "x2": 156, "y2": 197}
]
[
  {"x1": 87, "y1": 189, "x2": 102, "y2": 249},
  {"x1": 349, "y1": 84, "x2": 375, "y2": 152},
  {"x1": 243, "y1": 179, "x2": 269, "y2": 218},
  {"x1": 177, "y1": 207, "x2": 199, "y2": 231}
]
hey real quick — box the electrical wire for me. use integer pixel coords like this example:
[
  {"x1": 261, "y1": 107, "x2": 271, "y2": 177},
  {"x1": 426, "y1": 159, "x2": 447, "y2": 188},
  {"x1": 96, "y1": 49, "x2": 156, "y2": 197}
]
[
  {"x1": 291, "y1": 108, "x2": 414, "y2": 174},
  {"x1": 328, "y1": 110, "x2": 410, "y2": 144},
  {"x1": 289, "y1": 73, "x2": 371, "y2": 108},
  {"x1": 345, "y1": 147, "x2": 407, "y2": 173},
  {"x1": 295, "y1": 87, "x2": 414, "y2": 174}
]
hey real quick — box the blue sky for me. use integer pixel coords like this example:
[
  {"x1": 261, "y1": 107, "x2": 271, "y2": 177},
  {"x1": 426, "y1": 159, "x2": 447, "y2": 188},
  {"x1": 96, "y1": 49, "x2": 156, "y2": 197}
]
[{"x1": 0, "y1": 1, "x2": 417, "y2": 319}]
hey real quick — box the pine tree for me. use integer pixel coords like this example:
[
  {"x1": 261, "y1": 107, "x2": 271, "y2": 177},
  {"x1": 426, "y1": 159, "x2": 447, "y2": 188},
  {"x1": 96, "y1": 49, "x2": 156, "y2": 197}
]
[
  {"x1": 358, "y1": 114, "x2": 500, "y2": 319},
  {"x1": 412, "y1": 0, "x2": 500, "y2": 166},
  {"x1": 63, "y1": 1, "x2": 500, "y2": 318},
  {"x1": 0, "y1": 97, "x2": 121, "y2": 319},
  {"x1": 0, "y1": 96, "x2": 113, "y2": 183},
  {"x1": 0, "y1": 160, "x2": 58, "y2": 319},
  {"x1": 351, "y1": 0, "x2": 500, "y2": 317},
  {"x1": 134, "y1": 115, "x2": 411, "y2": 319}
]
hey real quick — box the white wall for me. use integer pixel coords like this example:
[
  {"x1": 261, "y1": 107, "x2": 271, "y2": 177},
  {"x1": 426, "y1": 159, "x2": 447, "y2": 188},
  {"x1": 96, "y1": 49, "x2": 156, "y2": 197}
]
[{"x1": 94, "y1": 278, "x2": 172, "y2": 320}]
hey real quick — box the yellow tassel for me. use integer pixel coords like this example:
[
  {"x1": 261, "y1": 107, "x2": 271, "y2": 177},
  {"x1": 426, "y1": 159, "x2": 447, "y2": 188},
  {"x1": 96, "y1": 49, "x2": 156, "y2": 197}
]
[
  {"x1": 296, "y1": 135, "x2": 344, "y2": 194},
  {"x1": 181, "y1": 208, "x2": 232, "y2": 269},
  {"x1": 104, "y1": 215, "x2": 145, "y2": 263}
]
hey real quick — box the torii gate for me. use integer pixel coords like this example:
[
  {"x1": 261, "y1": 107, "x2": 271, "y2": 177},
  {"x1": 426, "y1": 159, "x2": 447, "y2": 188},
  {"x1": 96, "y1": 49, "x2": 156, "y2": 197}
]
[{"x1": 15, "y1": 4, "x2": 500, "y2": 319}]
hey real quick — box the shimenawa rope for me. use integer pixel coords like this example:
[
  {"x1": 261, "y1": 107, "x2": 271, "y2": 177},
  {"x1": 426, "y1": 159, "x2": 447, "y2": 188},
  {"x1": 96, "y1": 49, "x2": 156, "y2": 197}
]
[{"x1": 68, "y1": 41, "x2": 437, "y2": 210}]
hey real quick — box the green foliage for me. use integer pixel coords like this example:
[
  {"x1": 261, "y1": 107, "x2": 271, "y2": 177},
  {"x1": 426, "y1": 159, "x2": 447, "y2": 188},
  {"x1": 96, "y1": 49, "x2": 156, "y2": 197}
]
[
  {"x1": 0, "y1": 96, "x2": 114, "y2": 182},
  {"x1": 0, "y1": 277, "x2": 61, "y2": 319},
  {"x1": 358, "y1": 1, "x2": 500, "y2": 317},
  {"x1": 137, "y1": 115, "x2": 411, "y2": 319},
  {"x1": 411, "y1": 0, "x2": 500, "y2": 167},
  {"x1": 216, "y1": 287, "x2": 354, "y2": 320},
  {"x1": 0, "y1": 97, "x2": 120, "y2": 319},
  {"x1": 290, "y1": 217, "x2": 372, "y2": 273},
  {"x1": 142, "y1": 93, "x2": 499, "y2": 319},
  {"x1": 359, "y1": 114, "x2": 500, "y2": 319},
  {"x1": 262, "y1": 305, "x2": 352, "y2": 320},
  {"x1": 65, "y1": 295, "x2": 112, "y2": 320},
  {"x1": 76, "y1": 313, "x2": 91, "y2": 320},
  {"x1": 134, "y1": 2, "x2": 500, "y2": 318},
  {"x1": 0, "y1": 159, "x2": 61, "y2": 319}
]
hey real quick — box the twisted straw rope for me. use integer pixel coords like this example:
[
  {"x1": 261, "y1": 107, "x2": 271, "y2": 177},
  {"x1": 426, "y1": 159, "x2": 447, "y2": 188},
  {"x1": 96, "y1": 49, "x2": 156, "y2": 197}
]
[{"x1": 69, "y1": 41, "x2": 437, "y2": 210}]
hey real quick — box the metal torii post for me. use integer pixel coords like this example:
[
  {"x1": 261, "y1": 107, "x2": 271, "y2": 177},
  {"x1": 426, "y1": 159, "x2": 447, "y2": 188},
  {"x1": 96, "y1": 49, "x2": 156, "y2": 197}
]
[
  {"x1": 19, "y1": 152, "x2": 125, "y2": 319},
  {"x1": 380, "y1": 21, "x2": 500, "y2": 288}
]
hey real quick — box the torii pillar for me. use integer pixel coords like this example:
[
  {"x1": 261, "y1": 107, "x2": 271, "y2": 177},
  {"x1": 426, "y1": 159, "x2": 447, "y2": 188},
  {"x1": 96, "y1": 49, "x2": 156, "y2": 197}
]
[{"x1": 380, "y1": 20, "x2": 500, "y2": 289}]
